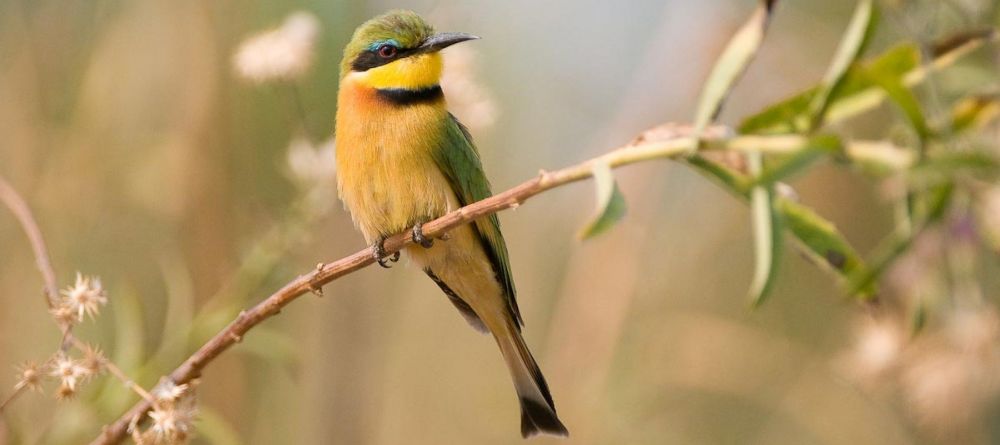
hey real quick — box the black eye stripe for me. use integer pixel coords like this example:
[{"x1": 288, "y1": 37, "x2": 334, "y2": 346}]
[{"x1": 351, "y1": 46, "x2": 418, "y2": 72}]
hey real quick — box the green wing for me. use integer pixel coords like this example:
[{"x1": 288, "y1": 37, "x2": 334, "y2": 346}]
[{"x1": 432, "y1": 113, "x2": 522, "y2": 327}]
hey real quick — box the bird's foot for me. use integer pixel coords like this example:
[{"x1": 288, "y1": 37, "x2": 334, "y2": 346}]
[
  {"x1": 412, "y1": 221, "x2": 433, "y2": 248},
  {"x1": 372, "y1": 236, "x2": 400, "y2": 268}
]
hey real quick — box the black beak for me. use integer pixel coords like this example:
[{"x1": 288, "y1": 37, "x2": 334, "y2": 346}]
[{"x1": 417, "y1": 32, "x2": 479, "y2": 53}]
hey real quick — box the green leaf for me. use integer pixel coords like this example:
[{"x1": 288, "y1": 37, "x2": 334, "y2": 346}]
[
  {"x1": 806, "y1": 0, "x2": 878, "y2": 131},
  {"x1": 861, "y1": 64, "x2": 931, "y2": 141},
  {"x1": 845, "y1": 140, "x2": 916, "y2": 173},
  {"x1": 684, "y1": 154, "x2": 875, "y2": 299},
  {"x1": 578, "y1": 161, "x2": 627, "y2": 239},
  {"x1": 740, "y1": 29, "x2": 992, "y2": 134},
  {"x1": 951, "y1": 94, "x2": 1000, "y2": 133},
  {"x1": 747, "y1": 152, "x2": 784, "y2": 307},
  {"x1": 739, "y1": 45, "x2": 917, "y2": 134},
  {"x1": 692, "y1": 0, "x2": 777, "y2": 135},
  {"x1": 778, "y1": 199, "x2": 876, "y2": 298},
  {"x1": 684, "y1": 155, "x2": 751, "y2": 195},
  {"x1": 908, "y1": 150, "x2": 1000, "y2": 187}
]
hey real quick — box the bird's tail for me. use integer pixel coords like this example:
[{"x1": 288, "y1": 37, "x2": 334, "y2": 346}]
[{"x1": 491, "y1": 316, "x2": 568, "y2": 438}]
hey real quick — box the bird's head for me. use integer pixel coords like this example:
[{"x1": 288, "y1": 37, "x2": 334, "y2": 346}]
[{"x1": 339, "y1": 10, "x2": 478, "y2": 90}]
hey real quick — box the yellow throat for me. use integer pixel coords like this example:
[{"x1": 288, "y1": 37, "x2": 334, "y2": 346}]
[{"x1": 350, "y1": 52, "x2": 443, "y2": 90}]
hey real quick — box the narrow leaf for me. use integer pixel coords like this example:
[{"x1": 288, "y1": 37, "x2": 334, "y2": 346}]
[
  {"x1": 740, "y1": 44, "x2": 917, "y2": 134},
  {"x1": 692, "y1": 0, "x2": 777, "y2": 134},
  {"x1": 807, "y1": 0, "x2": 878, "y2": 131},
  {"x1": 685, "y1": 153, "x2": 875, "y2": 299},
  {"x1": 777, "y1": 198, "x2": 874, "y2": 297},
  {"x1": 578, "y1": 161, "x2": 627, "y2": 239},
  {"x1": 864, "y1": 68, "x2": 931, "y2": 140},
  {"x1": 684, "y1": 155, "x2": 752, "y2": 196},
  {"x1": 741, "y1": 29, "x2": 991, "y2": 134},
  {"x1": 845, "y1": 140, "x2": 916, "y2": 173},
  {"x1": 951, "y1": 94, "x2": 1000, "y2": 133},
  {"x1": 908, "y1": 151, "x2": 1000, "y2": 187},
  {"x1": 747, "y1": 152, "x2": 783, "y2": 307}
]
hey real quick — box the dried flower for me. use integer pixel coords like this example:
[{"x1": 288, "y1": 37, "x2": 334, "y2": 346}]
[
  {"x1": 148, "y1": 406, "x2": 195, "y2": 444},
  {"x1": 49, "y1": 304, "x2": 77, "y2": 327},
  {"x1": 59, "y1": 272, "x2": 107, "y2": 322},
  {"x1": 153, "y1": 379, "x2": 188, "y2": 405},
  {"x1": 80, "y1": 344, "x2": 107, "y2": 376},
  {"x1": 441, "y1": 45, "x2": 497, "y2": 132},
  {"x1": 133, "y1": 378, "x2": 199, "y2": 443},
  {"x1": 13, "y1": 361, "x2": 44, "y2": 392},
  {"x1": 49, "y1": 353, "x2": 89, "y2": 399},
  {"x1": 234, "y1": 11, "x2": 320, "y2": 83}
]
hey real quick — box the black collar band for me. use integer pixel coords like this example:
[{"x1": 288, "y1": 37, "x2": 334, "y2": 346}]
[{"x1": 376, "y1": 85, "x2": 443, "y2": 106}]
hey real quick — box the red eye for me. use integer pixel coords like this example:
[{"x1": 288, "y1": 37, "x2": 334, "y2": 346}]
[{"x1": 377, "y1": 45, "x2": 397, "y2": 58}]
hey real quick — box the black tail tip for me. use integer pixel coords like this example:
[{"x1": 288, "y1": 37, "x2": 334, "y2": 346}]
[{"x1": 519, "y1": 397, "x2": 569, "y2": 439}]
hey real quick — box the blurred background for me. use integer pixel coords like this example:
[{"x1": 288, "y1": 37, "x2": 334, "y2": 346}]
[{"x1": 1, "y1": 0, "x2": 999, "y2": 444}]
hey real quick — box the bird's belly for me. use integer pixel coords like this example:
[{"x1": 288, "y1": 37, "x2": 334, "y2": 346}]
[{"x1": 337, "y1": 150, "x2": 455, "y2": 243}]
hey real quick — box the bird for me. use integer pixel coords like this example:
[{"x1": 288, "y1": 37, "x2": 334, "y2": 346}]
[{"x1": 334, "y1": 10, "x2": 568, "y2": 438}]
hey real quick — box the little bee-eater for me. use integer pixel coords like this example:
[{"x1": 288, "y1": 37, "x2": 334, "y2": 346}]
[{"x1": 334, "y1": 10, "x2": 568, "y2": 438}]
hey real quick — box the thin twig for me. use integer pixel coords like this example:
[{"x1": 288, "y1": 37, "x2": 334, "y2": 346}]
[
  {"x1": 0, "y1": 177, "x2": 78, "y2": 352},
  {"x1": 0, "y1": 385, "x2": 28, "y2": 414},
  {"x1": 0, "y1": 177, "x2": 59, "y2": 308},
  {"x1": 69, "y1": 338, "x2": 156, "y2": 405}
]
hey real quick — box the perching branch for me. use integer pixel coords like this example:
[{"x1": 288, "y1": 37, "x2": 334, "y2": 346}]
[{"x1": 89, "y1": 123, "x2": 738, "y2": 444}]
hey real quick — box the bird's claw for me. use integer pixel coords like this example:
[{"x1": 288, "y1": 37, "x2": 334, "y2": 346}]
[
  {"x1": 412, "y1": 222, "x2": 433, "y2": 248},
  {"x1": 372, "y1": 237, "x2": 399, "y2": 268}
]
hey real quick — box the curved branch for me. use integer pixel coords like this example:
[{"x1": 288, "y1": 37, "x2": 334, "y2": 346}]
[
  {"x1": 89, "y1": 124, "x2": 710, "y2": 444},
  {"x1": 0, "y1": 177, "x2": 59, "y2": 307}
]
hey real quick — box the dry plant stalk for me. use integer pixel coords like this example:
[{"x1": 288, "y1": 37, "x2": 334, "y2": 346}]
[{"x1": 0, "y1": 176, "x2": 196, "y2": 442}]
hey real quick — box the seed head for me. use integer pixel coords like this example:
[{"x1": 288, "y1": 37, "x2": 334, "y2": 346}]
[
  {"x1": 153, "y1": 379, "x2": 189, "y2": 405},
  {"x1": 80, "y1": 344, "x2": 107, "y2": 376},
  {"x1": 49, "y1": 353, "x2": 89, "y2": 399},
  {"x1": 13, "y1": 361, "x2": 44, "y2": 392},
  {"x1": 59, "y1": 272, "x2": 107, "y2": 322},
  {"x1": 148, "y1": 407, "x2": 193, "y2": 444}
]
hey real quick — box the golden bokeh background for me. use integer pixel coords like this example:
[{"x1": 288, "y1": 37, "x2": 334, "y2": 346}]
[{"x1": 1, "y1": 0, "x2": 998, "y2": 444}]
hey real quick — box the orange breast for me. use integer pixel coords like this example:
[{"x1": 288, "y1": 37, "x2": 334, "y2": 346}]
[{"x1": 334, "y1": 79, "x2": 456, "y2": 242}]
